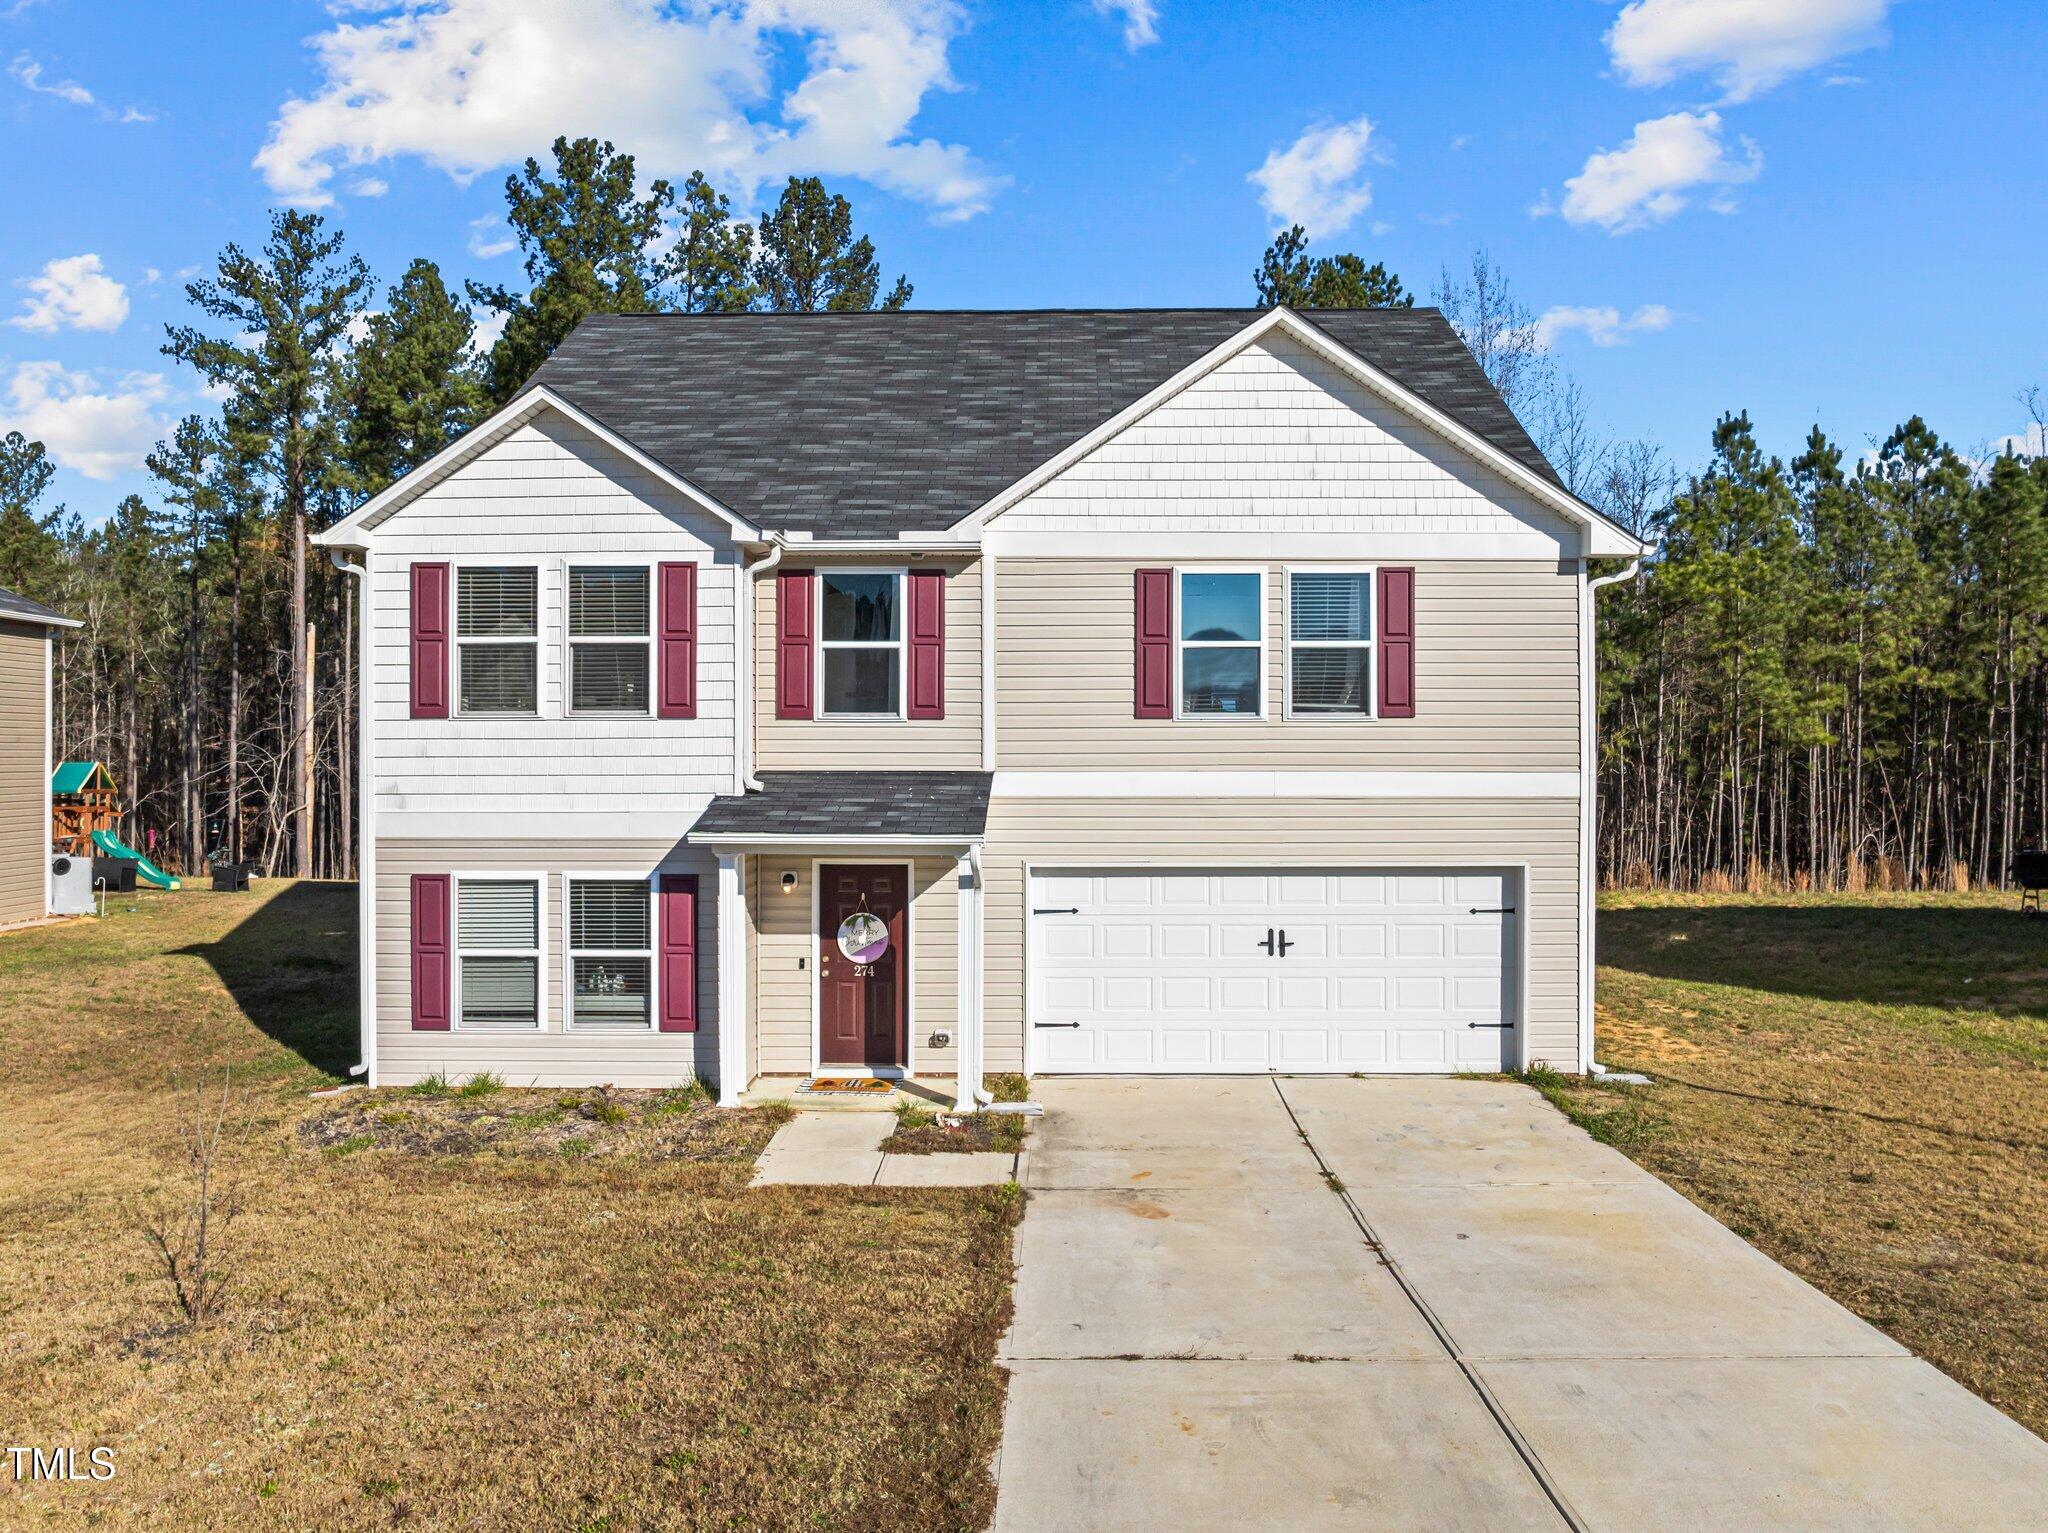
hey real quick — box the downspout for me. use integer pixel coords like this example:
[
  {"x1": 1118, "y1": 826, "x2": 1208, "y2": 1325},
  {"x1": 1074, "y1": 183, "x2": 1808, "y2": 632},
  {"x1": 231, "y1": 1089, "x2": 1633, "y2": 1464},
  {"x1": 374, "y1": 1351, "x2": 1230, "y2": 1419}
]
[
  {"x1": 967, "y1": 840, "x2": 991, "y2": 1107},
  {"x1": 1580, "y1": 555, "x2": 1642, "y2": 1078},
  {"x1": 329, "y1": 548, "x2": 375, "y2": 1082},
  {"x1": 739, "y1": 535, "x2": 786, "y2": 793}
]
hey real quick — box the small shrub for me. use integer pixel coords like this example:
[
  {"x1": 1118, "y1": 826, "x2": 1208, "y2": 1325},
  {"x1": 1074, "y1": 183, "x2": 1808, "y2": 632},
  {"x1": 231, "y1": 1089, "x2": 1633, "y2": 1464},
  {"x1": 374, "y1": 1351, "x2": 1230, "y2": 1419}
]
[
  {"x1": 133, "y1": 1071, "x2": 249, "y2": 1327},
  {"x1": 457, "y1": 1072, "x2": 504, "y2": 1098}
]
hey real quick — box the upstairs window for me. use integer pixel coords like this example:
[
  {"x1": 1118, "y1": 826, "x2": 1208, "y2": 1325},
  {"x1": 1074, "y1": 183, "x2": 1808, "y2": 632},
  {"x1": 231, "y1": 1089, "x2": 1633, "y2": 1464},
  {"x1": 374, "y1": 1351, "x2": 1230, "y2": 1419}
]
[
  {"x1": 1177, "y1": 570, "x2": 1263, "y2": 717},
  {"x1": 820, "y1": 570, "x2": 902, "y2": 716},
  {"x1": 456, "y1": 878, "x2": 541, "y2": 1029},
  {"x1": 456, "y1": 567, "x2": 538, "y2": 715},
  {"x1": 1288, "y1": 570, "x2": 1374, "y2": 717},
  {"x1": 570, "y1": 567, "x2": 651, "y2": 713},
  {"x1": 568, "y1": 878, "x2": 653, "y2": 1030}
]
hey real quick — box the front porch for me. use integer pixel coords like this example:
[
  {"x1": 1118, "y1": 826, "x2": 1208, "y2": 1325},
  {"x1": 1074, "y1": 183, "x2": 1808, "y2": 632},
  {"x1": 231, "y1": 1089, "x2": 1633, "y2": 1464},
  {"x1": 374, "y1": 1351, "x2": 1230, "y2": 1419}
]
[{"x1": 692, "y1": 771, "x2": 992, "y2": 1114}]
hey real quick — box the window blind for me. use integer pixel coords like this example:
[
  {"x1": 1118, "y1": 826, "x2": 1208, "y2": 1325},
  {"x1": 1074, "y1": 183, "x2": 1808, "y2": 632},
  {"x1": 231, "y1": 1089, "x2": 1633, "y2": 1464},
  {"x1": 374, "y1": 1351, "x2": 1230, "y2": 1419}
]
[
  {"x1": 571, "y1": 880, "x2": 650, "y2": 950},
  {"x1": 460, "y1": 646, "x2": 538, "y2": 714},
  {"x1": 1292, "y1": 648, "x2": 1373, "y2": 712},
  {"x1": 457, "y1": 567, "x2": 537, "y2": 637},
  {"x1": 461, "y1": 957, "x2": 538, "y2": 1028},
  {"x1": 458, "y1": 880, "x2": 537, "y2": 949},
  {"x1": 570, "y1": 568, "x2": 650, "y2": 638},
  {"x1": 573, "y1": 957, "x2": 651, "y2": 1029},
  {"x1": 572, "y1": 645, "x2": 649, "y2": 712},
  {"x1": 1291, "y1": 572, "x2": 1370, "y2": 641}
]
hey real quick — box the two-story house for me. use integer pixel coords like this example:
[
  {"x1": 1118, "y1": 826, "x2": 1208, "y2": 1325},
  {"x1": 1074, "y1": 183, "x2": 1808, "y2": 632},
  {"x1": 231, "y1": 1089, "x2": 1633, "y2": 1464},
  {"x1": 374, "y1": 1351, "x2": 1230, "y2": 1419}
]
[{"x1": 312, "y1": 307, "x2": 1644, "y2": 1109}]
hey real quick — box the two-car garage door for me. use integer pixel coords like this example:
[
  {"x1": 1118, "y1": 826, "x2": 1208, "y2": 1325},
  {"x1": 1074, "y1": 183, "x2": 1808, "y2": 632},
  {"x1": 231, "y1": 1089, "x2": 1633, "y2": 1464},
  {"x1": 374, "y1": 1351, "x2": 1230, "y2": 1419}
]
[{"x1": 1028, "y1": 868, "x2": 1517, "y2": 1074}]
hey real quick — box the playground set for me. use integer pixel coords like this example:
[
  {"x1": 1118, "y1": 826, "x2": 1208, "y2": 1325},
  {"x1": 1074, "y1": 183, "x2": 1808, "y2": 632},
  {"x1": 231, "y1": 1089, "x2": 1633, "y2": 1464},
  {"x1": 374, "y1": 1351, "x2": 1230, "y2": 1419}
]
[{"x1": 50, "y1": 760, "x2": 182, "y2": 890}]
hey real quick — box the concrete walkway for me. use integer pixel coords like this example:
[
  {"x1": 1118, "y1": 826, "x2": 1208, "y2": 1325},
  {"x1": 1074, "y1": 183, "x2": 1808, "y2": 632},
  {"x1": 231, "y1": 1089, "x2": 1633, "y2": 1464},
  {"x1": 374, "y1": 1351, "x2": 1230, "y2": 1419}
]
[
  {"x1": 749, "y1": 1109, "x2": 1019, "y2": 1187},
  {"x1": 993, "y1": 1076, "x2": 2048, "y2": 1532}
]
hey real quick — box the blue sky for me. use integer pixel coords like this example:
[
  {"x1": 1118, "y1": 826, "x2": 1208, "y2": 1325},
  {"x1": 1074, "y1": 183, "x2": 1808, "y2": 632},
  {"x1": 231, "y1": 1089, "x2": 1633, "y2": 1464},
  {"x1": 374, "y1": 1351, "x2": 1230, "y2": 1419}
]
[{"x1": 3, "y1": 0, "x2": 2042, "y2": 520}]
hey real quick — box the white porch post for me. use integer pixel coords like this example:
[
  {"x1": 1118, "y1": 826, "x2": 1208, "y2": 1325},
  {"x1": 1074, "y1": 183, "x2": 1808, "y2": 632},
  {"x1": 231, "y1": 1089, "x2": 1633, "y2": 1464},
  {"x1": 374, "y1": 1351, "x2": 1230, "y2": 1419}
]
[
  {"x1": 953, "y1": 847, "x2": 984, "y2": 1114},
  {"x1": 716, "y1": 853, "x2": 748, "y2": 1107}
]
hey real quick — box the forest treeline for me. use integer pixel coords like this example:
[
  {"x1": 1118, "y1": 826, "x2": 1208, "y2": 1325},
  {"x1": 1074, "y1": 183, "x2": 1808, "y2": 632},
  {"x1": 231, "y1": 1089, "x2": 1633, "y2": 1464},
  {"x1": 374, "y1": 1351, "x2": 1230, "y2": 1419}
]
[{"x1": 1, "y1": 150, "x2": 2041, "y2": 889}]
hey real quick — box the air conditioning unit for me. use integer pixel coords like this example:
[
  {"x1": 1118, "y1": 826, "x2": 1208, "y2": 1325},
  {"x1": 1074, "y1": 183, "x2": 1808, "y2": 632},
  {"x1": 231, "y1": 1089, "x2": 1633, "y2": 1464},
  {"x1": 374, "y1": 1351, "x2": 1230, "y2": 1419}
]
[{"x1": 50, "y1": 853, "x2": 95, "y2": 916}]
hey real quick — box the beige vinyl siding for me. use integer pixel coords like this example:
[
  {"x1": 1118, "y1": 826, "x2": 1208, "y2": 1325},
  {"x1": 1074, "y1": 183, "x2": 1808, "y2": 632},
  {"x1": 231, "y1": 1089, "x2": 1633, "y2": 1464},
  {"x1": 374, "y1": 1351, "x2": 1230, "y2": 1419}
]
[
  {"x1": 374, "y1": 838, "x2": 718, "y2": 1088},
  {"x1": 753, "y1": 557, "x2": 982, "y2": 770},
  {"x1": 748, "y1": 854, "x2": 961, "y2": 1077},
  {"x1": 998, "y1": 559, "x2": 1577, "y2": 771},
  {"x1": 0, "y1": 621, "x2": 47, "y2": 927},
  {"x1": 979, "y1": 798, "x2": 1583, "y2": 1074}
]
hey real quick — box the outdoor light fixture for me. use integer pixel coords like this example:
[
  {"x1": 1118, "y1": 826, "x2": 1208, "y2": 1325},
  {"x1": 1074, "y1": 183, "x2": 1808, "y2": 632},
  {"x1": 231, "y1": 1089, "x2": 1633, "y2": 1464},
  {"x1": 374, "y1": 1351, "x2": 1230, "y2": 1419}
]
[{"x1": 781, "y1": 871, "x2": 798, "y2": 892}]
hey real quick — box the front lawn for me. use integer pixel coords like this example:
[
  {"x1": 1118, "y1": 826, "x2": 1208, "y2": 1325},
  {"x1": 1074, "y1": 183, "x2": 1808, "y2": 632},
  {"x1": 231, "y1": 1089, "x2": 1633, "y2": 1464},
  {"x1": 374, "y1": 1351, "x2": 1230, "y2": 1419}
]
[
  {"x1": 1544, "y1": 891, "x2": 2048, "y2": 1437},
  {"x1": 0, "y1": 883, "x2": 1017, "y2": 1529}
]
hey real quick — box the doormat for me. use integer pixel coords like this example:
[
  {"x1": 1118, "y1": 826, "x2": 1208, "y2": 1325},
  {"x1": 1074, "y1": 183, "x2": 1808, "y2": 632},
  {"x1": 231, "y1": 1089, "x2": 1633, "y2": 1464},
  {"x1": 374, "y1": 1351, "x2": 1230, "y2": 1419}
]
[{"x1": 797, "y1": 1077, "x2": 895, "y2": 1096}]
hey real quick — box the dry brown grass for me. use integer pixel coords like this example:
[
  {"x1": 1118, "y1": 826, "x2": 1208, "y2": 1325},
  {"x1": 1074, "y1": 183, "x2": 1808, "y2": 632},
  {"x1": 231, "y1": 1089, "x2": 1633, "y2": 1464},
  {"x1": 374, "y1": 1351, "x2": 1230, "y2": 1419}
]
[
  {"x1": 1551, "y1": 890, "x2": 2048, "y2": 1436},
  {"x1": 0, "y1": 882, "x2": 1017, "y2": 1529}
]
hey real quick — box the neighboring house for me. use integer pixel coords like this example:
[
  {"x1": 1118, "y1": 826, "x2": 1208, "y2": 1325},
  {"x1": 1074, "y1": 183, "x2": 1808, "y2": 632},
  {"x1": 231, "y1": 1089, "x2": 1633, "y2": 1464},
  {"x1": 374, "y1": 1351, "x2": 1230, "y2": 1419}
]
[
  {"x1": 312, "y1": 307, "x2": 1645, "y2": 1106},
  {"x1": 0, "y1": 586, "x2": 78, "y2": 928}
]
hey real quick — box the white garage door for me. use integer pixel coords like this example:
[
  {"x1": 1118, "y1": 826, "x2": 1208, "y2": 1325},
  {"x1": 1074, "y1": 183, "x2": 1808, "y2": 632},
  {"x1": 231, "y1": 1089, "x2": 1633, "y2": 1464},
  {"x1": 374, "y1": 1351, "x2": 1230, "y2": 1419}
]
[{"x1": 1029, "y1": 868, "x2": 1516, "y2": 1075}]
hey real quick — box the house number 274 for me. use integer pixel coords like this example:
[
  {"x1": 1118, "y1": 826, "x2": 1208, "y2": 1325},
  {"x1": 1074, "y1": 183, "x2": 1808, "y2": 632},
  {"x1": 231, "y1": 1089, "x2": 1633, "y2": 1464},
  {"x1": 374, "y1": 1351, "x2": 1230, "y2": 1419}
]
[{"x1": 851, "y1": 962, "x2": 876, "y2": 977}]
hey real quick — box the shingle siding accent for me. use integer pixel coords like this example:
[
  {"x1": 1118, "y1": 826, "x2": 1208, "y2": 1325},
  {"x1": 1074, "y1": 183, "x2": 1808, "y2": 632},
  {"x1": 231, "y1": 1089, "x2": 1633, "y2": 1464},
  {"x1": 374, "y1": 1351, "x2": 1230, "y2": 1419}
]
[{"x1": 0, "y1": 620, "x2": 47, "y2": 927}]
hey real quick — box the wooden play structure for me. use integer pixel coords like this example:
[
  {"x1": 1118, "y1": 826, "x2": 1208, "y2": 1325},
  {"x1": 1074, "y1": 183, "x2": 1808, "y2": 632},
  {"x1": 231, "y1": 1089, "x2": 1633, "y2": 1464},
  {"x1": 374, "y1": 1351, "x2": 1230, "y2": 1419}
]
[{"x1": 50, "y1": 760, "x2": 117, "y2": 856}]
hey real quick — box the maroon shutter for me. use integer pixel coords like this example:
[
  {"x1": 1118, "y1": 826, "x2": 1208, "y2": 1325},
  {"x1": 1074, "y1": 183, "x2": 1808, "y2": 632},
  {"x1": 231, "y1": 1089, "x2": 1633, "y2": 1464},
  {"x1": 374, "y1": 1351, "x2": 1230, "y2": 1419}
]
[
  {"x1": 656, "y1": 561, "x2": 698, "y2": 719},
  {"x1": 1134, "y1": 568, "x2": 1173, "y2": 719},
  {"x1": 409, "y1": 562, "x2": 450, "y2": 719},
  {"x1": 776, "y1": 568, "x2": 815, "y2": 720},
  {"x1": 410, "y1": 874, "x2": 451, "y2": 1031},
  {"x1": 906, "y1": 568, "x2": 945, "y2": 719},
  {"x1": 658, "y1": 874, "x2": 698, "y2": 1033},
  {"x1": 1378, "y1": 567, "x2": 1416, "y2": 718}
]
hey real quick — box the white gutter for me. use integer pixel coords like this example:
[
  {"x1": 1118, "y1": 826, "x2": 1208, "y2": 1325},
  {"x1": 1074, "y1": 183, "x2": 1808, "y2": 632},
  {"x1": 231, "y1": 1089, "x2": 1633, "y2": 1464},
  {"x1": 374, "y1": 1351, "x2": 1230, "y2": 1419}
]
[
  {"x1": 1578, "y1": 553, "x2": 1643, "y2": 1077},
  {"x1": 329, "y1": 547, "x2": 376, "y2": 1082},
  {"x1": 966, "y1": 841, "x2": 991, "y2": 1107},
  {"x1": 739, "y1": 536, "x2": 786, "y2": 793}
]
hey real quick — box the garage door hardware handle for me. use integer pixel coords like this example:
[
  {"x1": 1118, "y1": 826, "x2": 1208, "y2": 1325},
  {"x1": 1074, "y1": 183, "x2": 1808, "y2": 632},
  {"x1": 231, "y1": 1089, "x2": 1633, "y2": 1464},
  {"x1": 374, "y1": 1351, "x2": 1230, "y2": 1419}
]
[
  {"x1": 1259, "y1": 928, "x2": 1296, "y2": 956},
  {"x1": 1033, "y1": 906, "x2": 1080, "y2": 915},
  {"x1": 1467, "y1": 1022, "x2": 1516, "y2": 1030},
  {"x1": 1033, "y1": 1021, "x2": 1081, "y2": 1029},
  {"x1": 1469, "y1": 906, "x2": 1517, "y2": 914}
]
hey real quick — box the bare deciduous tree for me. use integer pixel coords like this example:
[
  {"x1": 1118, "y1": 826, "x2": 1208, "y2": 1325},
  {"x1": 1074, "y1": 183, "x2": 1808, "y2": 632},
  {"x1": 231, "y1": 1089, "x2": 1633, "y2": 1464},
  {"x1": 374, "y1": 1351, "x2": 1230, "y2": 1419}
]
[
  {"x1": 134, "y1": 1072, "x2": 249, "y2": 1327},
  {"x1": 1431, "y1": 250, "x2": 1553, "y2": 420}
]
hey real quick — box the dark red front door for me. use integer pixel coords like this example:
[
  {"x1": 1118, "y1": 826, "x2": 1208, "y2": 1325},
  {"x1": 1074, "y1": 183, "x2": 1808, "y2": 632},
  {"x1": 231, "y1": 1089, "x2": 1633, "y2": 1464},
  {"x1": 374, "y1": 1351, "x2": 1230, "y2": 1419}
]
[{"x1": 818, "y1": 864, "x2": 908, "y2": 1068}]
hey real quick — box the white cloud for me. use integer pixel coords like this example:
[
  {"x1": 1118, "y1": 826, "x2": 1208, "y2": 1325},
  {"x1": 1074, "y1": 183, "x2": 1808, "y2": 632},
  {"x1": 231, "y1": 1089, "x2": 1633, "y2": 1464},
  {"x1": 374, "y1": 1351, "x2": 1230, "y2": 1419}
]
[
  {"x1": 1092, "y1": 0, "x2": 1158, "y2": 50},
  {"x1": 10, "y1": 253, "x2": 129, "y2": 333},
  {"x1": 349, "y1": 176, "x2": 390, "y2": 197},
  {"x1": 256, "y1": 0, "x2": 1004, "y2": 222},
  {"x1": 470, "y1": 306, "x2": 510, "y2": 356},
  {"x1": 0, "y1": 362, "x2": 168, "y2": 480},
  {"x1": 467, "y1": 215, "x2": 517, "y2": 260},
  {"x1": 1248, "y1": 114, "x2": 1378, "y2": 239},
  {"x1": 1554, "y1": 110, "x2": 1761, "y2": 232},
  {"x1": 1607, "y1": 0, "x2": 1890, "y2": 103},
  {"x1": 10, "y1": 51, "x2": 154, "y2": 121},
  {"x1": 10, "y1": 51, "x2": 91, "y2": 105},
  {"x1": 1532, "y1": 303, "x2": 1673, "y2": 349}
]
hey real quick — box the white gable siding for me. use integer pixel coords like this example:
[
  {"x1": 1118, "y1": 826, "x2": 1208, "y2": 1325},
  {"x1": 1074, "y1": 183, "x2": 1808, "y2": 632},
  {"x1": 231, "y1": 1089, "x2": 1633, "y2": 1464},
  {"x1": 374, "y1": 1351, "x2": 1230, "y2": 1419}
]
[
  {"x1": 988, "y1": 331, "x2": 1581, "y2": 557},
  {"x1": 367, "y1": 409, "x2": 742, "y2": 834}
]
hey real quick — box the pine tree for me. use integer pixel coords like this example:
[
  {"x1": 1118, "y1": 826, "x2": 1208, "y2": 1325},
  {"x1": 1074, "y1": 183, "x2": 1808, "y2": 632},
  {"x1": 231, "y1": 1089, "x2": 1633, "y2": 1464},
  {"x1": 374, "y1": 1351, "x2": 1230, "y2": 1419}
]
[
  {"x1": 0, "y1": 431, "x2": 64, "y2": 598},
  {"x1": 339, "y1": 258, "x2": 488, "y2": 498},
  {"x1": 469, "y1": 137, "x2": 679, "y2": 401},
  {"x1": 673, "y1": 171, "x2": 758, "y2": 314},
  {"x1": 752, "y1": 177, "x2": 912, "y2": 313},
  {"x1": 1254, "y1": 225, "x2": 1411, "y2": 309}
]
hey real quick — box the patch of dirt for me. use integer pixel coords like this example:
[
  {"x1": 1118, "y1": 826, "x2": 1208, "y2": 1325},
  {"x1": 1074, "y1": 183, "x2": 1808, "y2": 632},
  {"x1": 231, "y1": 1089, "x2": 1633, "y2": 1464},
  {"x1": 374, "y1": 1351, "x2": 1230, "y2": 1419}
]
[
  {"x1": 881, "y1": 1110, "x2": 1029, "y2": 1156},
  {"x1": 297, "y1": 1085, "x2": 787, "y2": 1163}
]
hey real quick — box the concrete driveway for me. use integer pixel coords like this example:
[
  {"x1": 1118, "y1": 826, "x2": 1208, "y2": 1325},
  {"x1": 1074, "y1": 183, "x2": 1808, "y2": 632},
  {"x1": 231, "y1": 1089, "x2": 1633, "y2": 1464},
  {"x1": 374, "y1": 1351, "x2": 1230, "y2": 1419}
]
[{"x1": 993, "y1": 1077, "x2": 2048, "y2": 1531}]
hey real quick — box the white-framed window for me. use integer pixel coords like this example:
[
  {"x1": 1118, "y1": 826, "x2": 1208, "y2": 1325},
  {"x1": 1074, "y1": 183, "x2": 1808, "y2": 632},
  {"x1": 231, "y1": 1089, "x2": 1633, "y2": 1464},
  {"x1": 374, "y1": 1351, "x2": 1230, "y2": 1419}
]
[
  {"x1": 565, "y1": 875, "x2": 655, "y2": 1031},
  {"x1": 818, "y1": 568, "x2": 904, "y2": 717},
  {"x1": 1175, "y1": 568, "x2": 1265, "y2": 718},
  {"x1": 454, "y1": 876, "x2": 542, "y2": 1029},
  {"x1": 456, "y1": 566, "x2": 539, "y2": 715},
  {"x1": 1286, "y1": 568, "x2": 1375, "y2": 718},
  {"x1": 569, "y1": 565, "x2": 652, "y2": 714}
]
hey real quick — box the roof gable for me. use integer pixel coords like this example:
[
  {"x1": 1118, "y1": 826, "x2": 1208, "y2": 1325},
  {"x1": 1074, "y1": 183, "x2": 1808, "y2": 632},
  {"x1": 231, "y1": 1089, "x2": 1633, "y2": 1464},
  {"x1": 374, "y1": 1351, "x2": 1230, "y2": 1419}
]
[{"x1": 518, "y1": 308, "x2": 1577, "y2": 540}]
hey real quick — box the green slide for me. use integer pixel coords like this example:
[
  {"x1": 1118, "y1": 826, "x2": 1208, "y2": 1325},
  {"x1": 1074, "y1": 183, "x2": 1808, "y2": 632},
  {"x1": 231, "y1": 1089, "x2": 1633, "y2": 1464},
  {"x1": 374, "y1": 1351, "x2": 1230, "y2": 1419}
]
[{"x1": 89, "y1": 830, "x2": 183, "y2": 890}]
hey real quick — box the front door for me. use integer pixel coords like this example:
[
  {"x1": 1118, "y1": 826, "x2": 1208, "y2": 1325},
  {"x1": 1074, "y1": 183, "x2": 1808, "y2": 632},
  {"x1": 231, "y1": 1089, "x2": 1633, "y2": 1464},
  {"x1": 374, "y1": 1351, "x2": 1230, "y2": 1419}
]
[{"x1": 818, "y1": 864, "x2": 908, "y2": 1069}]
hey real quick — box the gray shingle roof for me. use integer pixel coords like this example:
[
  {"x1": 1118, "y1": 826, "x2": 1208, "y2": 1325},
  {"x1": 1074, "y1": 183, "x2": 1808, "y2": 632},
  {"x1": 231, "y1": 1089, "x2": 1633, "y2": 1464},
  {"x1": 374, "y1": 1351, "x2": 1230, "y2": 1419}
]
[
  {"x1": 692, "y1": 771, "x2": 994, "y2": 840},
  {"x1": 0, "y1": 585, "x2": 70, "y2": 626},
  {"x1": 523, "y1": 308, "x2": 1560, "y2": 538}
]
